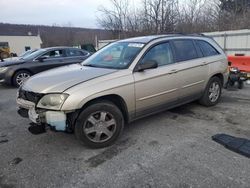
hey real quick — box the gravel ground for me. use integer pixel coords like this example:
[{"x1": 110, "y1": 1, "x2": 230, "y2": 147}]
[{"x1": 0, "y1": 83, "x2": 250, "y2": 188}]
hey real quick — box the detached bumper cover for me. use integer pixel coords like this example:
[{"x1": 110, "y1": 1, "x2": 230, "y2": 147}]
[{"x1": 212, "y1": 134, "x2": 250, "y2": 158}]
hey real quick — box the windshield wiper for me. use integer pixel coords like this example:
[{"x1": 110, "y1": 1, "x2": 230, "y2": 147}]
[
  {"x1": 83, "y1": 64, "x2": 119, "y2": 69},
  {"x1": 83, "y1": 64, "x2": 100, "y2": 68}
]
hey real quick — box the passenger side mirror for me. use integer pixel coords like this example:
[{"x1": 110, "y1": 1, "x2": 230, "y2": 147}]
[
  {"x1": 136, "y1": 60, "x2": 158, "y2": 72},
  {"x1": 37, "y1": 56, "x2": 47, "y2": 62}
]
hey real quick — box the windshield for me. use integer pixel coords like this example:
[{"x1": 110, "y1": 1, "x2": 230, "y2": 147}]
[
  {"x1": 82, "y1": 42, "x2": 145, "y2": 69},
  {"x1": 21, "y1": 49, "x2": 46, "y2": 60},
  {"x1": 19, "y1": 49, "x2": 37, "y2": 58}
]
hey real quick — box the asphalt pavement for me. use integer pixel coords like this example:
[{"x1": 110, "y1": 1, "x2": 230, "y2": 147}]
[{"x1": 0, "y1": 83, "x2": 250, "y2": 188}]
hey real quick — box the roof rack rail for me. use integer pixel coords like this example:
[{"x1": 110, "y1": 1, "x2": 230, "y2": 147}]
[
  {"x1": 187, "y1": 33, "x2": 206, "y2": 36},
  {"x1": 161, "y1": 32, "x2": 208, "y2": 37}
]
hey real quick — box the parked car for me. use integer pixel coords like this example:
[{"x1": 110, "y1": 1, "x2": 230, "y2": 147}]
[
  {"x1": 16, "y1": 35, "x2": 228, "y2": 148},
  {"x1": 0, "y1": 47, "x2": 91, "y2": 86},
  {"x1": 2, "y1": 49, "x2": 38, "y2": 62}
]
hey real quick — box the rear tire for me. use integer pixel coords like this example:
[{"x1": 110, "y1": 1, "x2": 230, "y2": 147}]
[
  {"x1": 75, "y1": 101, "x2": 124, "y2": 148},
  {"x1": 12, "y1": 70, "x2": 31, "y2": 87},
  {"x1": 199, "y1": 77, "x2": 222, "y2": 106}
]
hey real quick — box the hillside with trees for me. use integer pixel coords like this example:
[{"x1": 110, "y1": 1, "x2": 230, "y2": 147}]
[{"x1": 0, "y1": 23, "x2": 114, "y2": 47}]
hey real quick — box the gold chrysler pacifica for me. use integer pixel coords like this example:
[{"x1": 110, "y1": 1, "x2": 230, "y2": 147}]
[{"x1": 17, "y1": 35, "x2": 228, "y2": 148}]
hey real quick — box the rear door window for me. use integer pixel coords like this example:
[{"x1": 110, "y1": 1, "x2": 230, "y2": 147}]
[
  {"x1": 196, "y1": 40, "x2": 220, "y2": 57},
  {"x1": 172, "y1": 40, "x2": 198, "y2": 62}
]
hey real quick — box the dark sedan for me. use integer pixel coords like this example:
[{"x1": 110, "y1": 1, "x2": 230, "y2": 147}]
[{"x1": 0, "y1": 47, "x2": 91, "y2": 87}]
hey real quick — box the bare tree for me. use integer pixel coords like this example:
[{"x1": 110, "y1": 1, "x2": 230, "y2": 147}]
[
  {"x1": 97, "y1": 0, "x2": 250, "y2": 36},
  {"x1": 140, "y1": 0, "x2": 179, "y2": 34},
  {"x1": 97, "y1": 0, "x2": 132, "y2": 38},
  {"x1": 217, "y1": 0, "x2": 250, "y2": 30}
]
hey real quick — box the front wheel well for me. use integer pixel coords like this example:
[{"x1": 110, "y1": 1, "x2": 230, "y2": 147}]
[
  {"x1": 80, "y1": 94, "x2": 129, "y2": 124},
  {"x1": 211, "y1": 73, "x2": 224, "y2": 85}
]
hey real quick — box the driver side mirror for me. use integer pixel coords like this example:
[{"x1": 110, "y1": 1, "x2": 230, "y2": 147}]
[
  {"x1": 136, "y1": 60, "x2": 158, "y2": 72},
  {"x1": 37, "y1": 56, "x2": 47, "y2": 62}
]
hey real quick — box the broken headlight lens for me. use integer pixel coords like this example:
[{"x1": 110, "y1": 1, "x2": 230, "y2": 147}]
[{"x1": 37, "y1": 93, "x2": 69, "y2": 110}]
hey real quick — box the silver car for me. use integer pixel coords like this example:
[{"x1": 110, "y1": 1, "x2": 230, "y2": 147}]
[{"x1": 16, "y1": 35, "x2": 228, "y2": 148}]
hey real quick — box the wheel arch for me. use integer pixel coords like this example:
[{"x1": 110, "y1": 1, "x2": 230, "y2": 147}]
[
  {"x1": 79, "y1": 94, "x2": 129, "y2": 124},
  {"x1": 12, "y1": 69, "x2": 33, "y2": 85},
  {"x1": 211, "y1": 73, "x2": 224, "y2": 85}
]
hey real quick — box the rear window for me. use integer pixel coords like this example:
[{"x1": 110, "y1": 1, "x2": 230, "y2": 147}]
[
  {"x1": 172, "y1": 40, "x2": 198, "y2": 62},
  {"x1": 196, "y1": 40, "x2": 220, "y2": 57},
  {"x1": 67, "y1": 49, "x2": 87, "y2": 57}
]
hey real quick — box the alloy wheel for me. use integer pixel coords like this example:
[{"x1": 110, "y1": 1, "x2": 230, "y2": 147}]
[
  {"x1": 83, "y1": 111, "x2": 117, "y2": 143},
  {"x1": 16, "y1": 72, "x2": 30, "y2": 86},
  {"x1": 208, "y1": 82, "x2": 220, "y2": 102}
]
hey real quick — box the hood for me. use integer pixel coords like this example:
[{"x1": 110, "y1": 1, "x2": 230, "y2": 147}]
[
  {"x1": 22, "y1": 64, "x2": 117, "y2": 93},
  {"x1": 0, "y1": 59, "x2": 25, "y2": 67},
  {"x1": 3, "y1": 57, "x2": 20, "y2": 62}
]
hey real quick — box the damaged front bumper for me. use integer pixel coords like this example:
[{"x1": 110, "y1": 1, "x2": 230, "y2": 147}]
[{"x1": 17, "y1": 98, "x2": 68, "y2": 131}]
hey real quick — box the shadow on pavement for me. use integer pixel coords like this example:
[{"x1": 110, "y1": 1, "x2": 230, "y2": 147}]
[{"x1": 0, "y1": 83, "x2": 16, "y2": 90}]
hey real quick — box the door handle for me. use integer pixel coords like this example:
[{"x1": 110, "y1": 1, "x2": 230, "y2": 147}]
[{"x1": 169, "y1": 69, "x2": 178, "y2": 74}]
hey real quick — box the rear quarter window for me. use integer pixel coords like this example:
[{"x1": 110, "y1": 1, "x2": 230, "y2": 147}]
[
  {"x1": 172, "y1": 39, "x2": 198, "y2": 62},
  {"x1": 196, "y1": 40, "x2": 220, "y2": 57}
]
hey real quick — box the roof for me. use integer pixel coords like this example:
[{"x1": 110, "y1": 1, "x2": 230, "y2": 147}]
[
  {"x1": 42, "y1": 46, "x2": 84, "y2": 50},
  {"x1": 118, "y1": 34, "x2": 208, "y2": 44},
  {"x1": 119, "y1": 35, "x2": 171, "y2": 43}
]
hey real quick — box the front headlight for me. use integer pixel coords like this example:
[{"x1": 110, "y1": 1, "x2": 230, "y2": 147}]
[
  {"x1": 0, "y1": 67, "x2": 8, "y2": 73},
  {"x1": 37, "y1": 93, "x2": 69, "y2": 110}
]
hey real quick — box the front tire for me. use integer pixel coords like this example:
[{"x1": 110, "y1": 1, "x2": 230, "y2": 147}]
[
  {"x1": 75, "y1": 101, "x2": 124, "y2": 148},
  {"x1": 199, "y1": 77, "x2": 222, "y2": 106},
  {"x1": 13, "y1": 70, "x2": 31, "y2": 87}
]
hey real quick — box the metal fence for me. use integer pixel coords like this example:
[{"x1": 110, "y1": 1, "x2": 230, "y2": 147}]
[{"x1": 204, "y1": 29, "x2": 250, "y2": 56}]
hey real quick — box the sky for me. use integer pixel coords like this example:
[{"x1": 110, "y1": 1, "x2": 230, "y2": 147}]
[{"x1": 0, "y1": 0, "x2": 118, "y2": 28}]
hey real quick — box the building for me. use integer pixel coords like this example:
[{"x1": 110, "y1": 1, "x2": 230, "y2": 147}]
[
  {"x1": 0, "y1": 29, "x2": 42, "y2": 55},
  {"x1": 204, "y1": 29, "x2": 250, "y2": 56},
  {"x1": 97, "y1": 39, "x2": 117, "y2": 50}
]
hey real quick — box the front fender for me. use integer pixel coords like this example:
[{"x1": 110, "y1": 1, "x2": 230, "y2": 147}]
[{"x1": 61, "y1": 74, "x2": 135, "y2": 117}]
